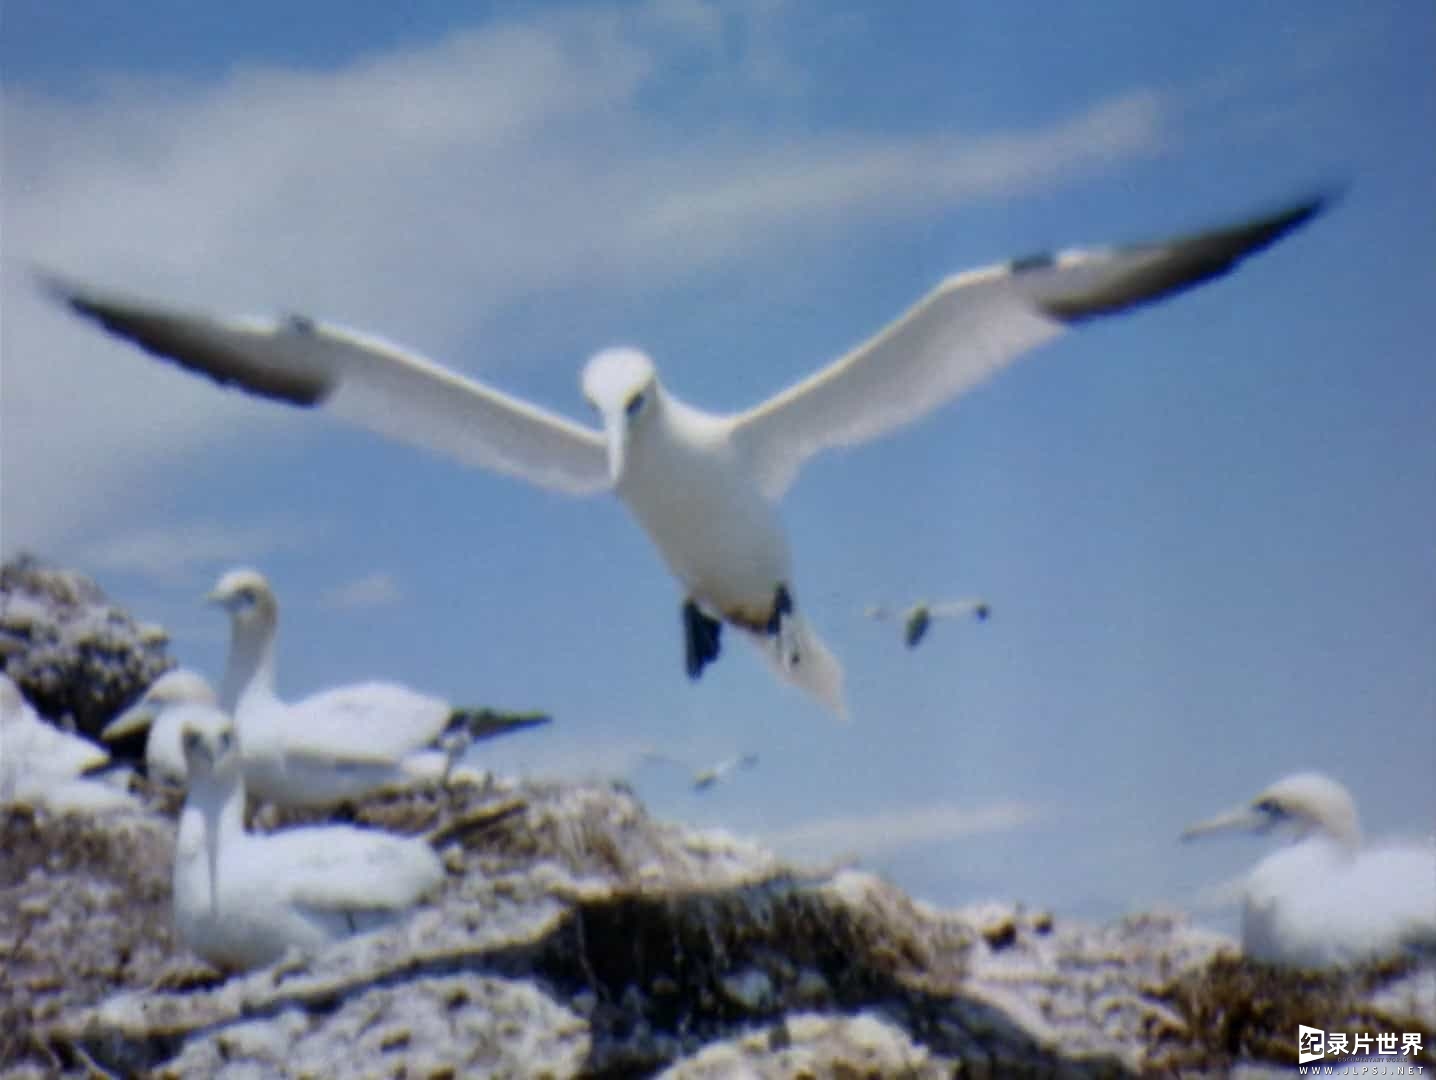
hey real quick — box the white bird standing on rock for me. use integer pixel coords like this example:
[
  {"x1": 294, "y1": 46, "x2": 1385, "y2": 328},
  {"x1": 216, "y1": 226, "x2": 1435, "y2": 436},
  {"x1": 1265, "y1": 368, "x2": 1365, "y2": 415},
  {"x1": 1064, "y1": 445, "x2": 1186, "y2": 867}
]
[
  {"x1": 0, "y1": 672, "x2": 107, "y2": 777},
  {"x1": 1181, "y1": 772, "x2": 1436, "y2": 968},
  {"x1": 208, "y1": 568, "x2": 551, "y2": 808},
  {"x1": 0, "y1": 673, "x2": 139, "y2": 811},
  {"x1": 173, "y1": 707, "x2": 445, "y2": 972},
  {"x1": 45, "y1": 197, "x2": 1328, "y2": 717},
  {"x1": 864, "y1": 599, "x2": 991, "y2": 649},
  {"x1": 102, "y1": 668, "x2": 218, "y2": 784}
]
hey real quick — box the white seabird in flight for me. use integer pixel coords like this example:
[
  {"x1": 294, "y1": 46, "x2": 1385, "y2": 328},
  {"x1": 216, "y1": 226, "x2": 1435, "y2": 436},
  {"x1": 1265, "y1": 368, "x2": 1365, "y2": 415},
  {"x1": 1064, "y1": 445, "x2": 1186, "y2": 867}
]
[
  {"x1": 641, "y1": 749, "x2": 761, "y2": 792},
  {"x1": 172, "y1": 707, "x2": 445, "y2": 972},
  {"x1": 102, "y1": 667, "x2": 218, "y2": 784},
  {"x1": 45, "y1": 197, "x2": 1328, "y2": 717},
  {"x1": 1181, "y1": 772, "x2": 1436, "y2": 968},
  {"x1": 207, "y1": 568, "x2": 550, "y2": 808},
  {"x1": 864, "y1": 598, "x2": 991, "y2": 649}
]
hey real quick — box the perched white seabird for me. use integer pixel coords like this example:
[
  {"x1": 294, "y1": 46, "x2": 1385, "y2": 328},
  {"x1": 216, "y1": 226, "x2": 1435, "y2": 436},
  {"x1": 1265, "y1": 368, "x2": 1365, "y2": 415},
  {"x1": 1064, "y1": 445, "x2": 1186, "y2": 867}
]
[
  {"x1": 173, "y1": 708, "x2": 445, "y2": 972},
  {"x1": 207, "y1": 568, "x2": 550, "y2": 808},
  {"x1": 45, "y1": 197, "x2": 1328, "y2": 716},
  {"x1": 0, "y1": 673, "x2": 140, "y2": 811},
  {"x1": 0, "y1": 673, "x2": 107, "y2": 777},
  {"x1": 1181, "y1": 772, "x2": 1436, "y2": 968},
  {"x1": 641, "y1": 749, "x2": 760, "y2": 792},
  {"x1": 864, "y1": 599, "x2": 991, "y2": 649},
  {"x1": 102, "y1": 668, "x2": 217, "y2": 784}
]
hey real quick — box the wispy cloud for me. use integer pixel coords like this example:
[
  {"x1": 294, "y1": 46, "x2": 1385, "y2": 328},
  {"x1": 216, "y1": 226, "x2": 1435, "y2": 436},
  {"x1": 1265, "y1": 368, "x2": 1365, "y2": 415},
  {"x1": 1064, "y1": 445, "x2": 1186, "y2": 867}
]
[
  {"x1": 760, "y1": 799, "x2": 1044, "y2": 862},
  {"x1": 1, "y1": 4, "x2": 1167, "y2": 554},
  {"x1": 636, "y1": 92, "x2": 1163, "y2": 250},
  {"x1": 321, "y1": 571, "x2": 403, "y2": 611},
  {"x1": 74, "y1": 516, "x2": 325, "y2": 582}
]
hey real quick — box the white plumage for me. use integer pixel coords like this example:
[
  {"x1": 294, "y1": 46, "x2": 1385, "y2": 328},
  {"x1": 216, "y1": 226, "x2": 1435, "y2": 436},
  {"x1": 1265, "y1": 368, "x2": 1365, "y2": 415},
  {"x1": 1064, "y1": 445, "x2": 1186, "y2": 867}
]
[
  {"x1": 864, "y1": 598, "x2": 991, "y2": 649},
  {"x1": 173, "y1": 706, "x2": 445, "y2": 971},
  {"x1": 47, "y1": 197, "x2": 1327, "y2": 717},
  {"x1": 641, "y1": 749, "x2": 760, "y2": 791},
  {"x1": 0, "y1": 673, "x2": 137, "y2": 812},
  {"x1": 1182, "y1": 772, "x2": 1436, "y2": 968},
  {"x1": 102, "y1": 668, "x2": 217, "y2": 784},
  {"x1": 208, "y1": 568, "x2": 548, "y2": 808},
  {"x1": 1, "y1": 672, "x2": 108, "y2": 777}
]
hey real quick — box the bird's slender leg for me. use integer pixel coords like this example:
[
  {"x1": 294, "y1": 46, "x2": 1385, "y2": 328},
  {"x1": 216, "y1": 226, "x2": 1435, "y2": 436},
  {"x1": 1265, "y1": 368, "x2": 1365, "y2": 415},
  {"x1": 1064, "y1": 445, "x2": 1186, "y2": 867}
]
[{"x1": 683, "y1": 600, "x2": 723, "y2": 679}]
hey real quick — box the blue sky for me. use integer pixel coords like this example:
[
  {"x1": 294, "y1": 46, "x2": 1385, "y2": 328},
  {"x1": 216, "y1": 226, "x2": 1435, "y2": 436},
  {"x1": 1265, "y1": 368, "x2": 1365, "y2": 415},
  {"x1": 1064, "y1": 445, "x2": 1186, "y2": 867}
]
[{"x1": 2, "y1": 1, "x2": 1432, "y2": 926}]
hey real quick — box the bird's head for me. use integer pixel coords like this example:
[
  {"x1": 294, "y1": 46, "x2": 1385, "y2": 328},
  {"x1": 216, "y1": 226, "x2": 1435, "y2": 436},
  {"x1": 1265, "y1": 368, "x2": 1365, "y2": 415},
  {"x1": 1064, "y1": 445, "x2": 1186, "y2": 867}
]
[
  {"x1": 1181, "y1": 772, "x2": 1361, "y2": 849},
  {"x1": 206, "y1": 567, "x2": 278, "y2": 630},
  {"x1": 103, "y1": 668, "x2": 216, "y2": 742},
  {"x1": 581, "y1": 347, "x2": 658, "y2": 486},
  {"x1": 179, "y1": 712, "x2": 241, "y2": 784}
]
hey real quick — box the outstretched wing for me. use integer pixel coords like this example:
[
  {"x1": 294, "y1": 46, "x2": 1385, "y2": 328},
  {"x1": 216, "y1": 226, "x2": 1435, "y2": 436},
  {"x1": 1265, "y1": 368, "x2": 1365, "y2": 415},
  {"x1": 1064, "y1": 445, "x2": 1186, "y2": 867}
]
[
  {"x1": 928, "y1": 598, "x2": 991, "y2": 621},
  {"x1": 732, "y1": 198, "x2": 1329, "y2": 499},
  {"x1": 43, "y1": 277, "x2": 610, "y2": 494}
]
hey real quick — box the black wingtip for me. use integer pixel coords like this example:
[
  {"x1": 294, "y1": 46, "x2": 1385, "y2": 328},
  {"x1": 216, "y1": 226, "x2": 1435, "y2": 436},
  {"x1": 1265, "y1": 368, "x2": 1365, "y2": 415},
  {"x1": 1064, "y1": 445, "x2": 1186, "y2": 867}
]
[
  {"x1": 448, "y1": 708, "x2": 553, "y2": 741},
  {"x1": 1038, "y1": 189, "x2": 1338, "y2": 325},
  {"x1": 1234, "y1": 187, "x2": 1342, "y2": 254}
]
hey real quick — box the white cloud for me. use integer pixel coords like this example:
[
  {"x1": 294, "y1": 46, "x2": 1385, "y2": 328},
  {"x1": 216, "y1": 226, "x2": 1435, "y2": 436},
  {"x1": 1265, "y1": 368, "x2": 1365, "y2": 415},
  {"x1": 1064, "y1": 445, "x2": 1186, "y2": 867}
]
[
  {"x1": 74, "y1": 516, "x2": 325, "y2": 582},
  {"x1": 760, "y1": 799, "x2": 1043, "y2": 862},
  {"x1": 1, "y1": 4, "x2": 1166, "y2": 556},
  {"x1": 636, "y1": 92, "x2": 1162, "y2": 248},
  {"x1": 321, "y1": 571, "x2": 403, "y2": 611}
]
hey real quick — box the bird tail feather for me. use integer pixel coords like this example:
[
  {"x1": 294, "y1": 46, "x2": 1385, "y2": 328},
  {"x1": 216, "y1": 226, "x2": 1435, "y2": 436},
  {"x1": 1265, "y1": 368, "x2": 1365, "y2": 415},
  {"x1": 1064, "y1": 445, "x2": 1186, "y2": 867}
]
[
  {"x1": 445, "y1": 708, "x2": 552, "y2": 742},
  {"x1": 741, "y1": 615, "x2": 848, "y2": 721}
]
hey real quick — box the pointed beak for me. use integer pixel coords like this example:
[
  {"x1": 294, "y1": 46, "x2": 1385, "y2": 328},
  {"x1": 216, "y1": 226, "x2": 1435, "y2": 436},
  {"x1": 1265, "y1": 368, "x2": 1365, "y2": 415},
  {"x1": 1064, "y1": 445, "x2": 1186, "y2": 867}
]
[
  {"x1": 205, "y1": 809, "x2": 221, "y2": 914},
  {"x1": 205, "y1": 588, "x2": 226, "y2": 607},
  {"x1": 101, "y1": 702, "x2": 155, "y2": 742},
  {"x1": 602, "y1": 413, "x2": 628, "y2": 486},
  {"x1": 1180, "y1": 805, "x2": 1266, "y2": 842}
]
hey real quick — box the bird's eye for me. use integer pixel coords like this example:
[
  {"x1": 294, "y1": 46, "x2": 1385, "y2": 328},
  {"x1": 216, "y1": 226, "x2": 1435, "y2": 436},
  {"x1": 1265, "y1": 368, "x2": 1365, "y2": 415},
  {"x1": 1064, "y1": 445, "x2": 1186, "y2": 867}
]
[
  {"x1": 182, "y1": 730, "x2": 202, "y2": 753},
  {"x1": 218, "y1": 730, "x2": 234, "y2": 753},
  {"x1": 625, "y1": 391, "x2": 646, "y2": 418},
  {"x1": 1254, "y1": 798, "x2": 1284, "y2": 817}
]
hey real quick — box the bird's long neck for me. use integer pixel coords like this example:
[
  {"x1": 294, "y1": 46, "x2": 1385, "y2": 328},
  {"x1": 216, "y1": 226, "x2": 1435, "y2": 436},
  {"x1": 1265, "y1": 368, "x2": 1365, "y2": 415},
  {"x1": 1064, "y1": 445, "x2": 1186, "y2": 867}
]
[
  {"x1": 618, "y1": 394, "x2": 723, "y2": 502},
  {"x1": 220, "y1": 613, "x2": 278, "y2": 714},
  {"x1": 179, "y1": 773, "x2": 246, "y2": 914},
  {"x1": 1320, "y1": 820, "x2": 1363, "y2": 855}
]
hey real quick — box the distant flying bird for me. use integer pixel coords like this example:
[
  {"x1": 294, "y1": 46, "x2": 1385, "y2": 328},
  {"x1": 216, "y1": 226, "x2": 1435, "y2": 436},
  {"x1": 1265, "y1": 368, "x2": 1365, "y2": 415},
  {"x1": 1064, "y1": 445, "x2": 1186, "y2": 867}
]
[
  {"x1": 864, "y1": 599, "x2": 991, "y2": 648},
  {"x1": 46, "y1": 197, "x2": 1328, "y2": 717},
  {"x1": 641, "y1": 750, "x2": 760, "y2": 792},
  {"x1": 1181, "y1": 772, "x2": 1436, "y2": 968},
  {"x1": 102, "y1": 668, "x2": 217, "y2": 784},
  {"x1": 207, "y1": 568, "x2": 550, "y2": 808},
  {"x1": 172, "y1": 707, "x2": 445, "y2": 971}
]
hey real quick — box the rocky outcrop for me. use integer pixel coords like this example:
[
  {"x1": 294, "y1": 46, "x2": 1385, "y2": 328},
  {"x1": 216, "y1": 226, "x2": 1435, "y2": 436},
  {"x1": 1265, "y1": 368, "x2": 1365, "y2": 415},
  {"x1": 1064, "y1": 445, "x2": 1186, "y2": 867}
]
[
  {"x1": 3, "y1": 566, "x2": 1430, "y2": 1076},
  {"x1": 1, "y1": 556, "x2": 172, "y2": 758},
  {"x1": 6, "y1": 778, "x2": 1432, "y2": 1078}
]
